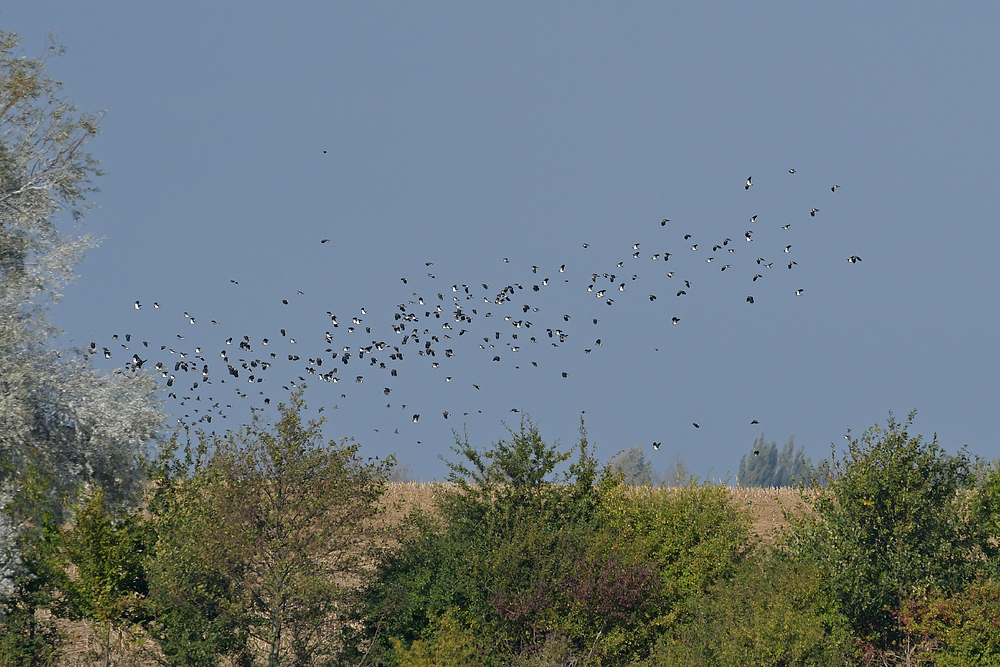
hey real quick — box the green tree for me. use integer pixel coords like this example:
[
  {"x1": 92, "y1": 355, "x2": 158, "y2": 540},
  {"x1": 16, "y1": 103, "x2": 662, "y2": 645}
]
[
  {"x1": 55, "y1": 486, "x2": 148, "y2": 667},
  {"x1": 0, "y1": 27, "x2": 163, "y2": 662},
  {"x1": 783, "y1": 411, "x2": 996, "y2": 651},
  {"x1": 147, "y1": 390, "x2": 392, "y2": 667},
  {"x1": 357, "y1": 417, "x2": 607, "y2": 666},
  {"x1": 738, "y1": 434, "x2": 809, "y2": 487}
]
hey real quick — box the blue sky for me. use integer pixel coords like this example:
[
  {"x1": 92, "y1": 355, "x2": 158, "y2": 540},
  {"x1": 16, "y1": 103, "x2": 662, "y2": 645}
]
[{"x1": 7, "y1": 3, "x2": 1000, "y2": 481}]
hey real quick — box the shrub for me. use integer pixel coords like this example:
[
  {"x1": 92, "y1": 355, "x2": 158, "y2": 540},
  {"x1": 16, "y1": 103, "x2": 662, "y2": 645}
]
[
  {"x1": 651, "y1": 554, "x2": 854, "y2": 666},
  {"x1": 895, "y1": 578, "x2": 1000, "y2": 666}
]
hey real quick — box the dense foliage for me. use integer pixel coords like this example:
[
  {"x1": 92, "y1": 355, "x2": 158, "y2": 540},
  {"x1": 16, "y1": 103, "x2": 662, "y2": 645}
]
[{"x1": 0, "y1": 27, "x2": 163, "y2": 663}]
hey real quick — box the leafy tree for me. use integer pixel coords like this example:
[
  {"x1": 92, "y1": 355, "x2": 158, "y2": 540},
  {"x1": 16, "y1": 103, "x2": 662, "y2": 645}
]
[
  {"x1": 610, "y1": 446, "x2": 653, "y2": 485},
  {"x1": 0, "y1": 27, "x2": 163, "y2": 661},
  {"x1": 147, "y1": 390, "x2": 392, "y2": 667},
  {"x1": 738, "y1": 434, "x2": 809, "y2": 487},
  {"x1": 55, "y1": 485, "x2": 149, "y2": 667},
  {"x1": 357, "y1": 417, "x2": 606, "y2": 666},
  {"x1": 783, "y1": 411, "x2": 996, "y2": 651}
]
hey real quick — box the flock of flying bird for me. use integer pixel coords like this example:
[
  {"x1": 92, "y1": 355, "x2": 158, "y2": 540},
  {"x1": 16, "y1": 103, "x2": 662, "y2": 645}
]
[{"x1": 85, "y1": 170, "x2": 863, "y2": 453}]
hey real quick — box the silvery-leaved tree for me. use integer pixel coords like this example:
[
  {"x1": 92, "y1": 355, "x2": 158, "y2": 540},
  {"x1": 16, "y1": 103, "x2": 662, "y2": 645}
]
[{"x1": 0, "y1": 28, "x2": 164, "y2": 613}]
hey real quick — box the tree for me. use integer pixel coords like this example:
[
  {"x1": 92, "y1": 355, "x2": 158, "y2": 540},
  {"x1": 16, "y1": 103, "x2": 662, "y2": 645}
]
[
  {"x1": 783, "y1": 411, "x2": 996, "y2": 651},
  {"x1": 738, "y1": 434, "x2": 809, "y2": 487},
  {"x1": 147, "y1": 390, "x2": 393, "y2": 667},
  {"x1": 356, "y1": 417, "x2": 607, "y2": 665},
  {"x1": 56, "y1": 486, "x2": 149, "y2": 667},
  {"x1": 610, "y1": 446, "x2": 653, "y2": 485},
  {"x1": 0, "y1": 25, "x2": 163, "y2": 648}
]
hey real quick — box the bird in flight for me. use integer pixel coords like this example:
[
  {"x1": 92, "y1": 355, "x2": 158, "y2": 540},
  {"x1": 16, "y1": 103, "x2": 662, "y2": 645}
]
[
  {"x1": 653, "y1": 442, "x2": 661, "y2": 451},
  {"x1": 745, "y1": 176, "x2": 753, "y2": 190},
  {"x1": 810, "y1": 208, "x2": 819, "y2": 217},
  {"x1": 848, "y1": 255, "x2": 862, "y2": 263},
  {"x1": 831, "y1": 184, "x2": 841, "y2": 192}
]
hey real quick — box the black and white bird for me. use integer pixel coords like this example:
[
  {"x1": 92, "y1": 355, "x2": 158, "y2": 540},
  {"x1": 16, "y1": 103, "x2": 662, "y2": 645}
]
[
  {"x1": 831, "y1": 184, "x2": 841, "y2": 192},
  {"x1": 810, "y1": 208, "x2": 819, "y2": 217},
  {"x1": 795, "y1": 289, "x2": 804, "y2": 295},
  {"x1": 848, "y1": 255, "x2": 862, "y2": 263},
  {"x1": 653, "y1": 442, "x2": 661, "y2": 451},
  {"x1": 745, "y1": 176, "x2": 753, "y2": 190},
  {"x1": 746, "y1": 296, "x2": 755, "y2": 304},
  {"x1": 134, "y1": 301, "x2": 141, "y2": 310}
]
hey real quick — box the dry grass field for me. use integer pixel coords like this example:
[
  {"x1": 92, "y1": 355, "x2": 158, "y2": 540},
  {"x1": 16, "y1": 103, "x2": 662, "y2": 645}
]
[
  {"x1": 54, "y1": 483, "x2": 810, "y2": 666},
  {"x1": 380, "y1": 482, "x2": 809, "y2": 539}
]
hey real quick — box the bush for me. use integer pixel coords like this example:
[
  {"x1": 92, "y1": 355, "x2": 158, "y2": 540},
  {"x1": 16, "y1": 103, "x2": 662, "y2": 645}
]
[
  {"x1": 651, "y1": 554, "x2": 854, "y2": 666},
  {"x1": 895, "y1": 578, "x2": 1000, "y2": 666}
]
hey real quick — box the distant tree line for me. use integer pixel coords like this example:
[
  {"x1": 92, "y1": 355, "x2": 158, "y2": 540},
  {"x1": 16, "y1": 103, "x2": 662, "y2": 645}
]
[{"x1": 738, "y1": 434, "x2": 811, "y2": 487}]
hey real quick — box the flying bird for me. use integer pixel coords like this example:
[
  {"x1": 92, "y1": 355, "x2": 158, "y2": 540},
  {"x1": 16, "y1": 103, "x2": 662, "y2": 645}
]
[
  {"x1": 810, "y1": 208, "x2": 819, "y2": 217},
  {"x1": 848, "y1": 255, "x2": 862, "y2": 263},
  {"x1": 653, "y1": 442, "x2": 661, "y2": 451},
  {"x1": 745, "y1": 176, "x2": 752, "y2": 190}
]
